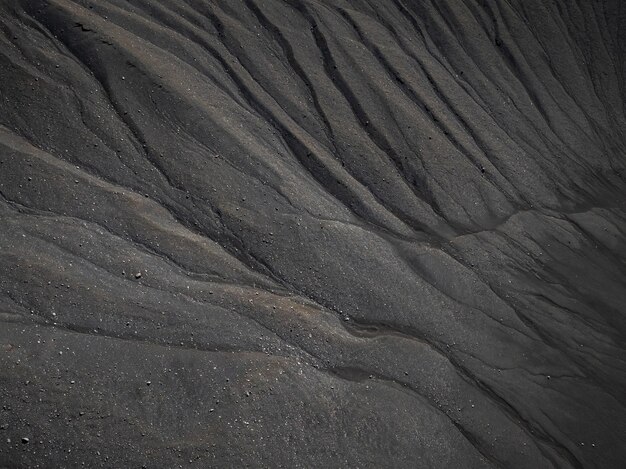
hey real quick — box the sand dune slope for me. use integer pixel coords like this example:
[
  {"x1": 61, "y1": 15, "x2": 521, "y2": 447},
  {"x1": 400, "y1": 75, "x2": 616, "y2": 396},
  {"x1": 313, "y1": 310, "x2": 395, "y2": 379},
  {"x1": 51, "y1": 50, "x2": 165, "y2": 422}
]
[{"x1": 1, "y1": 0, "x2": 625, "y2": 467}]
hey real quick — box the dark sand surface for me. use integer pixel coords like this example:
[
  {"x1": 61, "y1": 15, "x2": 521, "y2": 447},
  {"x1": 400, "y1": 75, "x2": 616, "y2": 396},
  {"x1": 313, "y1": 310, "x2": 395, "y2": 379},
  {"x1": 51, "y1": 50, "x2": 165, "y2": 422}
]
[{"x1": 0, "y1": 0, "x2": 625, "y2": 467}]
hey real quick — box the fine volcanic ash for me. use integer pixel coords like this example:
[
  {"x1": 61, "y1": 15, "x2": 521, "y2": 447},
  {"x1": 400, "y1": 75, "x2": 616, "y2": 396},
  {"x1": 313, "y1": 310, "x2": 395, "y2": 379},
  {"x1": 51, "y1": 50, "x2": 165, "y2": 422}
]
[{"x1": 1, "y1": 0, "x2": 625, "y2": 467}]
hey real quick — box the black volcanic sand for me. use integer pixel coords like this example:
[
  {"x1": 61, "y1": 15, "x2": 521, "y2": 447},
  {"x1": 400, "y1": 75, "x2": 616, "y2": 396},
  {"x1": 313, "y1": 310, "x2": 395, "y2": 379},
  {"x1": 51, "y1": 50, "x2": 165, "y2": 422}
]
[{"x1": 1, "y1": 0, "x2": 625, "y2": 467}]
